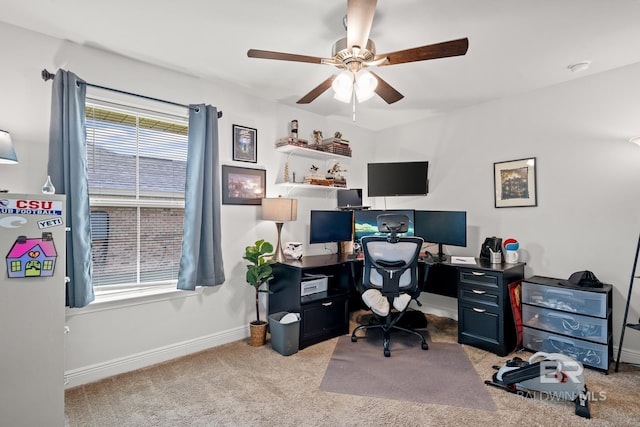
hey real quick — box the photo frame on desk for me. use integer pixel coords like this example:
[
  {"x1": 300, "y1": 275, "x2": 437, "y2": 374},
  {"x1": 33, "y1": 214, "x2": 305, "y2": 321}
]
[
  {"x1": 494, "y1": 157, "x2": 537, "y2": 208},
  {"x1": 232, "y1": 124, "x2": 257, "y2": 163},
  {"x1": 221, "y1": 165, "x2": 265, "y2": 205}
]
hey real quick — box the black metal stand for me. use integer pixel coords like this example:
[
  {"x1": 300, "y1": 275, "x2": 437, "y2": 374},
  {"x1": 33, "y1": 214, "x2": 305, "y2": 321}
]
[{"x1": 615, "y1": 233, "x2": 640, "y2": 372}]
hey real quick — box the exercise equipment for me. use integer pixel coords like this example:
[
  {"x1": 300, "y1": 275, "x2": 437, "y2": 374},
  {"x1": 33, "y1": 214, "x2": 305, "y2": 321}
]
[{"x1": 485, "y1": 352, "x2": 591, "y2": 419}]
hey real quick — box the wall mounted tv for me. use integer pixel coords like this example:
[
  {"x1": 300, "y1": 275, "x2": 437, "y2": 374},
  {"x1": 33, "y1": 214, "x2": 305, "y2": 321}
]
[{"x1": 367, "y1": 161, "x2": 429, "y2": 197}]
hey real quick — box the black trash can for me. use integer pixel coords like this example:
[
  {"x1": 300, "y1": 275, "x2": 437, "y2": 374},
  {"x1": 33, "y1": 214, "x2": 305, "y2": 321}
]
[{"x1": 268, "y1": 312, "x2": 300, "y2": 356}]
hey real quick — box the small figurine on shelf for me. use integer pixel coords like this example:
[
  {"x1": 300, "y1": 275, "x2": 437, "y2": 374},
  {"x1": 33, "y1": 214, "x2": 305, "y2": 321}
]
[
  {"x1": 290, "y1": 120, "x2": 298, "y2": 140},
  {"x1": 334, "y1": 131, "x2": 342, "y2": 139},
  {"x1": 312, "y1": 130, "x2": 323, "y2": 146},
  {"x1": 284, "y1": 162, "x2": 290, "y2": 182}
]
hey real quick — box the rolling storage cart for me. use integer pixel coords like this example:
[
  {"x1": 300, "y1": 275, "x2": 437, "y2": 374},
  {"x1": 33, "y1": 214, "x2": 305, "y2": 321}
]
[{"x1": 521, "y1": 276, "x2": 613, "y2": 373}]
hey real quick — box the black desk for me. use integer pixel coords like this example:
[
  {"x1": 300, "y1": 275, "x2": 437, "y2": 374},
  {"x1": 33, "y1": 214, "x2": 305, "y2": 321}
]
[{"x1": 268, "y1": 253, "x2": 525, "y2": 355}]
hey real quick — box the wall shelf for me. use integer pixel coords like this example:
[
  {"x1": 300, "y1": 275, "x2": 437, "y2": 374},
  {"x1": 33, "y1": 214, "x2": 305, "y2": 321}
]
[{"x1": 276, "y1": 144, "x2": 351, "y2": 161}]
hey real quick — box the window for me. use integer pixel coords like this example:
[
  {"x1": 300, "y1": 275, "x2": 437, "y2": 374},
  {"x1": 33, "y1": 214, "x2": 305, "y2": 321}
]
[{"x1": 86, "y1": 99, "x2": 188, "y2": 294}]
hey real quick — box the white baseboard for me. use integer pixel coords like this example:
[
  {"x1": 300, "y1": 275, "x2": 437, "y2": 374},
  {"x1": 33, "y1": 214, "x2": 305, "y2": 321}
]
[
  {"x1": 64, "y1": 326, "x2": 248, "y2": 389},
  {"x1": 612, "y1": 345, "x2": 640, "y2": 368}
]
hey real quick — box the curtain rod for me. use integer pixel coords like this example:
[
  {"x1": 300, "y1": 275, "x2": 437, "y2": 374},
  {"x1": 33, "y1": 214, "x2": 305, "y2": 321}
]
[{"x1": 41, "y1": 69, "x2": 223, "y2": 118}]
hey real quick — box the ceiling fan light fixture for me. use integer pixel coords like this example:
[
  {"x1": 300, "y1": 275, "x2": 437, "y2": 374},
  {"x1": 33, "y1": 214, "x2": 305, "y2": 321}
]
[
  {"x1": 354, "y1": 70, "x2": 377, "y2": 102},
  {"x1": 332, "y1": 70, "x2": 354, "y2": 103}
]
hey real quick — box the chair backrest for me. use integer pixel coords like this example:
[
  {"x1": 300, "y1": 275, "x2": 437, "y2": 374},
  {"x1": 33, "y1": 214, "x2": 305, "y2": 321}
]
[{"x1": 361, "y1": 214, "x2": 423, "y2": 298}]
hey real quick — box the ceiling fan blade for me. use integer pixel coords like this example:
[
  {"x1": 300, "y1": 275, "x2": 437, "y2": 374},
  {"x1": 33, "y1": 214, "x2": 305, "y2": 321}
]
[
  {"x1": 346, "y1": 0, "x2": 377, "y2": 51},
  {"x1": 376, "y1": 38, "x2": 469, "y2": 66},
  {"x1": 247, "y1": 49, "x2": 325, "y2": 64},
  {"x1": 370, "y1": 72, "x2": 404, "y2": 104},
  {"x1": 297, "y1": 75, "x2": 336, "y2": 104}
]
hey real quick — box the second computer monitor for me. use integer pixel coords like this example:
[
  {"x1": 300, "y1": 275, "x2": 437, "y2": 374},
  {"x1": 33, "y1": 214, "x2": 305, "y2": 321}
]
[{"x1": 353, "y1": 209, "x2": 414, "y2": 241}]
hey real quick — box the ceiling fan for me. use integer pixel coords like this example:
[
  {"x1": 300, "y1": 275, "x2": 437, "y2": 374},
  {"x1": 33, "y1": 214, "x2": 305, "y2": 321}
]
[{"x1": 247, "y1": 0, "x2": 469, "y2": 105}]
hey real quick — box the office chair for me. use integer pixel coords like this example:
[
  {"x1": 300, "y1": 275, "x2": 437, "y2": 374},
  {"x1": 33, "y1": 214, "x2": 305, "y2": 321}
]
[{"x1": 351, "y1": 214, "x2": 429, "y2": 357}]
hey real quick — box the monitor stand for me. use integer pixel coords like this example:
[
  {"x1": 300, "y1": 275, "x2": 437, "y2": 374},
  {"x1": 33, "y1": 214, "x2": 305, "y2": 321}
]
[{"x1": 432, "y1": 243, "x2": 447, "y2": 262}]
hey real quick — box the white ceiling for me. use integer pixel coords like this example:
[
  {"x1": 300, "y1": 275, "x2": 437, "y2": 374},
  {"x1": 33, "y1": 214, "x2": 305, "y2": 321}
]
[{"x1": 3, "y1": 0, "x2": 640, "y2": 130}]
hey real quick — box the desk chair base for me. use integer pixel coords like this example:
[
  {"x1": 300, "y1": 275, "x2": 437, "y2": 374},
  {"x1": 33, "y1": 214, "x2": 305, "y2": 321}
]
[{"x1": 351, "y1": 310, "x2": 429, "y2": 357}]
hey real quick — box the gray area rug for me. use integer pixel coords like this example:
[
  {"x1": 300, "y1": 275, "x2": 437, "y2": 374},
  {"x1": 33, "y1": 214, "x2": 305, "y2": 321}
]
[{"x1": 320, "y1": 328, "x2": 497, "y2": 411}]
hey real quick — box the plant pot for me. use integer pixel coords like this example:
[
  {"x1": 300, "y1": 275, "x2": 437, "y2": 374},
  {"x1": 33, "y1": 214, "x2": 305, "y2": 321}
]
[{"x1": 249, "y1": 321, "x2": 268, "y2": 347}]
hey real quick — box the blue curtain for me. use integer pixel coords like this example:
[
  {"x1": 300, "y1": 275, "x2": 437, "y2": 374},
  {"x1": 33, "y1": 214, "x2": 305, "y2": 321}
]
[
  {"x1": 177, "y1": 104, "x2": 225, "y2": 290},
  {"x1": 48, "y1": 69, "x2": 94, "y2": 307}
]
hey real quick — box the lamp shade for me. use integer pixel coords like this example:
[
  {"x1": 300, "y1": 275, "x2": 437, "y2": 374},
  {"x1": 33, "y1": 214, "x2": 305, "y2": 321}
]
[
  {"x1": 262, "y1": 197, "x2": 297, "y2": 222},
  {"x1": 0, "y1": 130, "x2": 18, "y2": 164}
]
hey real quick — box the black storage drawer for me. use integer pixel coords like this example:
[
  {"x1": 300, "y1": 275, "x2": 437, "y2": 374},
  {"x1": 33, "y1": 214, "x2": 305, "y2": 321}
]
[
  {"x1": 458, "y1": 302, "x2": 502, "y2": 348},
  {"x1": 458, "y1": 285, "x2": 500, "y2": 308},
  {"x1": 300, "y1": 295, "x2": 348, "y2": 349},
  {"x1": 458, "y1": 269, "x2": 502, "y2": 293}
]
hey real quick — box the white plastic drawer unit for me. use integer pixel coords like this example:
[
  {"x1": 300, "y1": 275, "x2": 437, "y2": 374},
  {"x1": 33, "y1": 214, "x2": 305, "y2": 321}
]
[
  {"x1": 523, "y1": 327, "x2": 609, "y2": 371},
  {"x1": 521, "y1": 280, "x2": 608, "y2": 318},
  {"x1": 522, "y1": 304, "x2": 608, "y2": 344}
]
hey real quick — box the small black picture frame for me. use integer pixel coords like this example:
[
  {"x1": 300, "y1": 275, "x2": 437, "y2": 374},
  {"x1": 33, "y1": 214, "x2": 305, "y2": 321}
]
[
  {"x1": 494, "y1": 157, "x2": 537, "y2": 208},
  {"x1": 232, "y1": 124, "x2": 257, "y2": 163},
  {"x1": 221, "y1": 165, "x2": 265, "y2": 205}
]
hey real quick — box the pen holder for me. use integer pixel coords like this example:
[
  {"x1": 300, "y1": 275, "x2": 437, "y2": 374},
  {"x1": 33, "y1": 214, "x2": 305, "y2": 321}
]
[{"x1": 489, "y1": 249, "x2": 501, "y2": 264}]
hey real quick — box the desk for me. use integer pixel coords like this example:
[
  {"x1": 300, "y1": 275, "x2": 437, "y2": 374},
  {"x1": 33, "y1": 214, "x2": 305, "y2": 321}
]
[{"x1": 268, "y1": 253, "x2": 524, "y2": 355}]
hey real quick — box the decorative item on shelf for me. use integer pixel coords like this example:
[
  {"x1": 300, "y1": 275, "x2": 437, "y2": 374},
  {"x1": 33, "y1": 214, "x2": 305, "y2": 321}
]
[
  {"x1": 304, "y1": 164, "x2": 333, "y2": 186},
  {"x1": 326, "y1": 162, "x2": 347, "y2": 188},
  {"x1": 262, "y1": 196, "x2": 298, "y2": 262},
  {"x1": 41, "y1": 175, "x2": 55, "y2": 195},
  {"x1": 275, "y1": 136, "x2": 309, "y2": 148},
  {"x1": 242, "y1": 239, "x2": 276, "y2": 346},
  {"x1": 284, "y1": 162, "x2": 290, "y2": 183},
  {"x1": 290, "y1": 120, "x2": 298, "y2": 140},
  {"x1": 312, "y1": 130, "x2": 323, "y2": 146},
  {"x1": 320, "y1": 133, "x2": 351, "y2": 157}
]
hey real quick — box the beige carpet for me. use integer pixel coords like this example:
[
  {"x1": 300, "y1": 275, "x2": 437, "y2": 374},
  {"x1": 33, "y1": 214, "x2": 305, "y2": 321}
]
[{"x1": 65, "y1": 312, "x2": 640, "y2": 426}]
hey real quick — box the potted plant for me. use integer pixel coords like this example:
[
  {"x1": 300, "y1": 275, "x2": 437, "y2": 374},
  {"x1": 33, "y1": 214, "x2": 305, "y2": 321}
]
[{"x1": 243, "y1": 239, "x2": 275, "y2": 346}]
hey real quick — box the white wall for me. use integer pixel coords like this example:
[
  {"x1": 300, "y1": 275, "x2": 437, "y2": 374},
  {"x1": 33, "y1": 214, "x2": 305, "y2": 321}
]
[
  {"x1": 1, "y1": 20, "x2": 639, "y2": 393},
  {"x1": 0, "y1": 21, "x2": 374, "y2": 388},
  {"x1": 374, "y1": 63, "x2": 640, "y2": 361}
]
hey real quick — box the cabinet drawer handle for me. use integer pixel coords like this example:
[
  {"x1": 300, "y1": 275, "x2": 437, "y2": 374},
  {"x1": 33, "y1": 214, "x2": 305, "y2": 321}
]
[
  {"x1": 471, "y1": 271, "x2": 486, "y2": 276},
  {"x1": 322, "y1": 301, "x2": 333, "y2": 307},
  {"x1": 472, "y1": 289, "x2": 486, "y2": 295},
  {"x1": 472, "y1": 307, "x2": 486, "y2": 313}
]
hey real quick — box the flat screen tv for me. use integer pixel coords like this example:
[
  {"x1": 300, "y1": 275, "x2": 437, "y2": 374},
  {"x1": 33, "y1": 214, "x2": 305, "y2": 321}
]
[
  {"x1": 353, "y1": 209, "x2": 415, "y2": 241},
  {"x1": 309, "y1": 210, "x2": 353, "y2": 245},
  {"x1": 367, "y1": 161, "x2": 428, "y2": 197},
  {"x1": 414, "y1": 210, "x2": 467, "y2": 260}
]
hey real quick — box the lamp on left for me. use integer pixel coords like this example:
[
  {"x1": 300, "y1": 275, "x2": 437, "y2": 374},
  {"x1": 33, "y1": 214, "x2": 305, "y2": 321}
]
[
  {"x1": 0, "y1": 130, "x2": 18, "y2": 164},
  {"x1": 261, "y1": 196, "x2": 298, "y2": 263}
]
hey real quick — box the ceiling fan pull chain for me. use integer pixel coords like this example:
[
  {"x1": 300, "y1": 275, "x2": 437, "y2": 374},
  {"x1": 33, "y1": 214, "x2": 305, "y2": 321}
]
[{"x1": 352, "y1": 91, "x2": 356, "y2": 122}]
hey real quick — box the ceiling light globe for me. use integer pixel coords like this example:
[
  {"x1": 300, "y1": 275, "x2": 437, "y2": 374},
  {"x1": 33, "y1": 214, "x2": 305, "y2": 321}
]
[
  {"x1": 332, "y1": 70, "x2": 353, "y2": 102},
  {"x1": 354, "y1": 71, "x2": 378, "y2": 102}
]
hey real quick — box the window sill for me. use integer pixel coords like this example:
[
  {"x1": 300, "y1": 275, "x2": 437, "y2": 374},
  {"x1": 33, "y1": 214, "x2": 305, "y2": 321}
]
[{"x1": 66, "y1": 285, "x2": 202, "y2": 316}]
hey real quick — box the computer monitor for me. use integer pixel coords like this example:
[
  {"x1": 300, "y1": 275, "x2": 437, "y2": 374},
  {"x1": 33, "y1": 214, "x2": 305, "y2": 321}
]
[
  {"x1": 353, "y1": 209, "x2": 414, "y2": 242},
  {"x1": 337, "y1": 188, "x2": 363, "y2": 208},
  {"x1": 414, "y1": 210, "x2": 467, "y2": 260},
  {"x1": 309, "y1": 210, "x2": 353, "y2": 247}
]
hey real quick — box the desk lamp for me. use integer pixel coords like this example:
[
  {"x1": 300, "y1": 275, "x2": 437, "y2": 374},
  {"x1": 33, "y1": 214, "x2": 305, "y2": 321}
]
[
  {"x1": 262, "y1": 196, "x2": 297, "y2": 262},
  {"x1": 0, "y1": 130, "x2": 18, "y2": 193},
  {"x1": 0, "y1": 130, "x2": 18, "y2": 164}
]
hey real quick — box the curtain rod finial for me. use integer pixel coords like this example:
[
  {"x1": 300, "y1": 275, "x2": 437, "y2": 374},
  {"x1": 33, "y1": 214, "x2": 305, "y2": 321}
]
[{"x1": 41, "y1": 69, "x2": 55, "y2": 81}]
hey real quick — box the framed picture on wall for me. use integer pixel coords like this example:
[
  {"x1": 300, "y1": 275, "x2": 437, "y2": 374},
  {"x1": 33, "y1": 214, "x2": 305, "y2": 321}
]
[
  {"x1": 232, "y1": 124, "x2": 257, "y2": 163},
  {"x1": 494, "y1": 157, "x2": 537, "y2": 208},
  {"x1": 221, "y1": 165, "x2": 265, "y2": 205}
]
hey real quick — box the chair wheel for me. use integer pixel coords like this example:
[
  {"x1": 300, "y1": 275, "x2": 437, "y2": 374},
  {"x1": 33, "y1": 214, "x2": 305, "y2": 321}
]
[
  {"x1": 351, "y1": 336, "x2": 357, "y2": 342},
  {"x1": 421, "y1": 342, "x2": 429, "y2": 350},
  {"x1": 384, "y1": 349, "x2": 391, "y2": 357}
]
